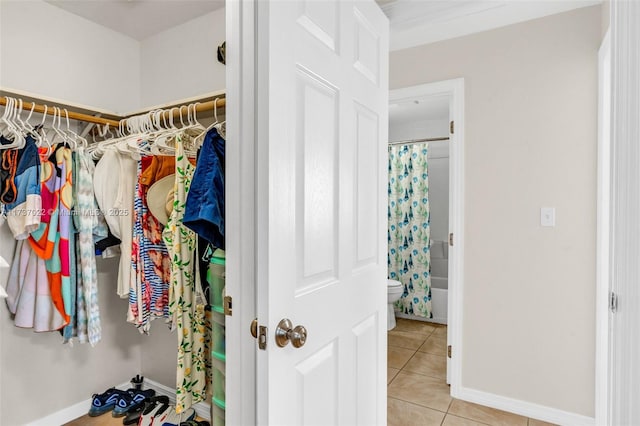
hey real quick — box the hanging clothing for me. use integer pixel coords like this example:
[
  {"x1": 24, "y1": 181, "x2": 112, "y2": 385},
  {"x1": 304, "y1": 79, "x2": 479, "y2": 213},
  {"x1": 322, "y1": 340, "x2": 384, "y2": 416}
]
[
  {"x1": 163, "y1": 135, "x2": 207, "y2": 413},
  {"x1": 28, "y1": 146, "x2": 68, "y2": 326},
  {"x1": 0, "y1": 140, "x2": 19, "y2": 204},
  {"x1": 56, "y1": 146, "x2": 75, "y2": 340},
  {"x1": 73, "y1": 149, "x2": 108, "y2": 345},
  {"x1": 183, "y1": 128, "x2": 225, "y2": 249},
  {"x1": 94, "y1": 148, "x2": 137, "y2": 300},
  {"x1": 129, "y1": 155, "x2": 174, "y2": 332},
  {"x1": 388, "y1": 142, "x2": 433, "y2": 319},
  {"x1": 4, "y1": 136, "x2": 42, "y2": 240},
  {"x1": 5, "y1": 239, "x2": 66, "y2": 331}
]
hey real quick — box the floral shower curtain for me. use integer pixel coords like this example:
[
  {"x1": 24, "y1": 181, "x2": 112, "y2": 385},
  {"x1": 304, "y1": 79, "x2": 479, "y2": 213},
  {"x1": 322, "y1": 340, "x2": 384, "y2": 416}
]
[{"x1": 388, "y1": 142, "x2": 432, "y2": 318}]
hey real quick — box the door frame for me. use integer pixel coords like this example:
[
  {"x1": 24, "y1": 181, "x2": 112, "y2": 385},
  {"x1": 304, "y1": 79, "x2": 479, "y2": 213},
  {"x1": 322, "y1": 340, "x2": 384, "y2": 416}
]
[
  {"x1": 389, "y1": 78, "x2": 465, "y2": 394},
  {"x1": 608, "y1": 1, "x2": 640, "y2": 423},
  {"x1": 595, "y1": 29, "x2": 611, "y2": 426},
  {"x1": 226, "y1": 1, "x2": 257, "y2": 425}
]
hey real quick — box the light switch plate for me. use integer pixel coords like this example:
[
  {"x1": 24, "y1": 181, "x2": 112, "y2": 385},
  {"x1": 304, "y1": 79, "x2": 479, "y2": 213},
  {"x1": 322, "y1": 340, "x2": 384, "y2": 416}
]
[{"x1": 541, "y1": 207, "x2": 556, "y2": 227}]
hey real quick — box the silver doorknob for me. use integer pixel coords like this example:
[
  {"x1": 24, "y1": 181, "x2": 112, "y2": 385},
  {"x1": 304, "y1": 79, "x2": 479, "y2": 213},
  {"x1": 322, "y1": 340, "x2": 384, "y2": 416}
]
[{"x1": 275, "y1": 318, "x2": 308, "y2": 348}]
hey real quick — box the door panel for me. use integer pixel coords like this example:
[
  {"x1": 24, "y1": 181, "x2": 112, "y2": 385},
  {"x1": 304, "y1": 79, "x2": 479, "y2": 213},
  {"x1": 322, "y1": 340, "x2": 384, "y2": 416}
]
[
  {"x1": 296, "y1": 69, "x2": 339, "y2": 289},
  {"x1": 296, "y1": 342, "x2": 339, "y2": 425},
  {"x1": 355, "y1": 103, "x2": 380, "y2": 269},
  {"x1": 298, "y1": 0, "x2": 339, "y2": 52},
  {"x1": 255, "y1": 1, "x2": 389, "y2": 425}
]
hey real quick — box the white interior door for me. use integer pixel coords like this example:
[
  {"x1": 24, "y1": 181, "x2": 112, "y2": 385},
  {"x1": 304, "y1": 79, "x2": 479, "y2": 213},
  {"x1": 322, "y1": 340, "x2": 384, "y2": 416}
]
[{"x1": 254, "y1": 1, "x2": 389, "y2": 424}]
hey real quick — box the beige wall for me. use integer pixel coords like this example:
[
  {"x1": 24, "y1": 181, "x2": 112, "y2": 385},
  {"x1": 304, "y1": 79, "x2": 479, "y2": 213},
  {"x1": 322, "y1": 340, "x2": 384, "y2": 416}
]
[
  {"x1": 601, "y1": 1, "x2": 610, "y2": 38},
  {"x1": 0, "y1": 225, "x2": 143, "y2": 425},
  {"x1": 390, "y1": 6, "x2": 600, "y2": 417},
  {"x1": 141, "y1": 326, "x2": 179, "y2": 388}
]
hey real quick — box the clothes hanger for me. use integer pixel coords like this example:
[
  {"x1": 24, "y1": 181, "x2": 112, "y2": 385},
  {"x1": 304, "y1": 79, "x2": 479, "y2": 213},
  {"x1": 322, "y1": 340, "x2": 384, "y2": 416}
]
[
  {"x1": 13, "y1": 100, "x2": 40, "y2": 147},
  {"x1": 91, "y1": 118, "x2": 130, "y2": 160},
  {"x1": 63, "y1": 109, "x2": 88, "y2": 148},
  {"x1": 173, "y1": 105, "x2": 199, "y2": 156},
  {"x1": 123, "y1": 115, "x2": 152, "y2": 157},
  {"x1": 22, "y1": 101, "x2": 42, "y2": 144},
  {"x1": 0, "y1": 98, "x2": 26, "y2": 150},
  {"x1": 194, "y1": 98, "x2": 221, "y2": 146},
  {"x1": 214, "y1": 97, "x2": 226, "y2": 139},
  {"x1": 152, "y1": 107, "x2": 182, "y2": 155},
  {"x1": 182, "y1": 103, "x2": 206, "y2": 138},
  {"x1": 149, "y1": 110, "x2": 175, "y2": 157},
  {"x1": 36, "y1": 105, "x2": 53, "y2": 156},
  {"x1": 47, "y1": 107, "x2": 67, "y2": 148}
]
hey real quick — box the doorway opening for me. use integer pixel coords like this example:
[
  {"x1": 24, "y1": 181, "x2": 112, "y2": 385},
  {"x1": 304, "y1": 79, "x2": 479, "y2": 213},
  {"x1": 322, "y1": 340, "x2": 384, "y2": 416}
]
[{"x1": 386, "y1": 79, "x2": 465, "y2": 398}]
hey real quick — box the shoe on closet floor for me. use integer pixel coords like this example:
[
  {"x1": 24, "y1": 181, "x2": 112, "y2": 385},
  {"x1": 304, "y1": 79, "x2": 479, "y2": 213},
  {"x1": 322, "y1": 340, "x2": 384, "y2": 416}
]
[
  {"x1": 112, "y1": 388, "x2": 156, "y2": 417},
  {"x1": 88, "y1": 388, "x2": 129, "y2": 417},
  {"x1": 138, "y1": 397, "x2": 172, "y2": 426},
  {"x1": 122, "y1": 395, "x2": 169, "y2": 425},
  {"x1": 179, "y1": 421, "x2": 210, "y2": 426},
  {"x1": 158, "y1": 406, "x2": 196, "y2": 426}
]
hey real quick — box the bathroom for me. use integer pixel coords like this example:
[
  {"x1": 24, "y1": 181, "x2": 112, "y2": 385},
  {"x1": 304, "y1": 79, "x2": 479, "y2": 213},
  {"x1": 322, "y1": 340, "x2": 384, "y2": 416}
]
[{"x1": 387, "y1": 94, "x2": 450, "y2": 328}]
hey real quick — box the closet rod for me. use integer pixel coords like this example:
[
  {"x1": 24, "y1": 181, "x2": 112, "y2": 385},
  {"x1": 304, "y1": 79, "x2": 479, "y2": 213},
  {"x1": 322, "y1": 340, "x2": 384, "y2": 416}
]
[
  {"x1": 0, "y1": 96, "x2": 227, "y2": 128},
  {"x1": 388, "y1": 136, "x2": 450, "y2": 146},
  {"x1": 0, "y1": 96, "x2": 120, "y2": 127},
  {"x1": 122, "y1": 98, "x2": 226, "y2": 124}
]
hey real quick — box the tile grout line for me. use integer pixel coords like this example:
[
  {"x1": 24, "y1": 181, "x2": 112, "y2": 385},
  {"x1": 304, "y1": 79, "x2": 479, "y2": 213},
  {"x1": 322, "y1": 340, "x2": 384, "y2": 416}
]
[
  {"x1": 400, "y1": 350, "x2": 448, "y2": 381},
  {"x1": 446, "y1": 398, "x2": 454, "y2": 413},
  {"x1": 398, "y1": 348, "x2": 419, "y2": 371},
  {"x1": 388, "y1": 396, "x2": 450, "y2": 418},
  {"x1": 445, "y1": 412, "x2": 493, "y2": 426},
  {"x1": 400, "y1": 367, "x2": 447, "y2": 382},
  {"x1": 387, "y1": 324, "x2": 450, "y2": 425}
]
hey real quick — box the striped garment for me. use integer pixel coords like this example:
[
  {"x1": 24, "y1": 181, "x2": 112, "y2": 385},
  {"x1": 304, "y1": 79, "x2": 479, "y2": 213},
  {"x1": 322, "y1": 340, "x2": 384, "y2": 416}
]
[{"x1": 129, "y1": 152, "x2": 172, "y2": 333}]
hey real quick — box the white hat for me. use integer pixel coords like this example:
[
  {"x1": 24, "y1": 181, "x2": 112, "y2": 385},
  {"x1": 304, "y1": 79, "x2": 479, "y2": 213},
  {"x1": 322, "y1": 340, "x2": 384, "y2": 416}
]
[{"x1": 147, "y1": 174, "x2": 175, "y2": 226}]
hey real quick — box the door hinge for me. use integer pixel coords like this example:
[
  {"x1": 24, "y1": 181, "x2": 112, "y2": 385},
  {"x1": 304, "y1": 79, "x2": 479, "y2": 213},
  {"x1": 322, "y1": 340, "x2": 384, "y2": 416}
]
[
  {"x1": 610, "y1": 291, "x2": 618, "y2": 313},
  {"x1": 447, "y1": 345, "x2": 452, "y2": 358},
  {"x1": 224, "y1": 295, "x2": 233, "y2": 316},
  {"x1": 450, "y1": 121, "x2": 455, "y2": 134},
  {"x1": 449, "y1": 233, "x2": 454, "y2": 247},
  {"x1": 258, "y1": 326, "x2": 268, "y2": 350}
]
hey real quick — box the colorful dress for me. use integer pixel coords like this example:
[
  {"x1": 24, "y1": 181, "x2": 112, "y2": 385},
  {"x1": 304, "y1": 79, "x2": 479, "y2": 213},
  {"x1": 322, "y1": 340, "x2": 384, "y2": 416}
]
[
  {"x1": 29, "y1": 147, "x2": 67, "y2": 326},
  {"x1": 163, "y1": 136, "x2": 207, "y2": 413},
  {"x1": 5, "y1": 239, "x2": 66, "y2": 331},
  {"x1": 7, "y1": 146, "x2": 67, "y2": 331},
  {"x1": 56, "y1": 147, "x2": 75, "y2": 341}
]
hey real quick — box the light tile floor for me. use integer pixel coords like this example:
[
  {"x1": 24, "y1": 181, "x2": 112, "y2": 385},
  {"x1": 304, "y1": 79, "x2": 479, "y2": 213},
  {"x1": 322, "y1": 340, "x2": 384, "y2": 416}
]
[{"x1": 388, "y1": 318, "x2": 557, "y2": 426}]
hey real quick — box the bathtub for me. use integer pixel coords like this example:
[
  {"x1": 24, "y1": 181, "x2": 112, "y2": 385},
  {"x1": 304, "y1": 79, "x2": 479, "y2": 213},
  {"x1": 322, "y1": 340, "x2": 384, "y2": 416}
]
[
  {"x1": 395, "y1": 240, "x2": 448, "y2": 324},
  {"x1": 429, "y1": 240, "x2": 448, "y2": 324}
]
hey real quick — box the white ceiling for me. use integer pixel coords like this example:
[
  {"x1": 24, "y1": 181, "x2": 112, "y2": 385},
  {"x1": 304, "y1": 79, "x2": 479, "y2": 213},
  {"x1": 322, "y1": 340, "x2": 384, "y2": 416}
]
[
  {"x1": 45, "y1": 0, "x2": 601, "y2": 47},
  {"x1": 378, "y1": 0, "x2": 602, "y2": 51},
  {"x1": 45, "y1": 0, "x2": 225, "y2": 40}
]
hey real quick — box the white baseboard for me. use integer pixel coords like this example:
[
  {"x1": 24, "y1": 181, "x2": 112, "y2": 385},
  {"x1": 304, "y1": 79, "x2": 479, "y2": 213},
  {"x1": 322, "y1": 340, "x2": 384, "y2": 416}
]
[
  {"x1": 454, "y1": 386, "x2": 595, "y2": 426},
  {"x1": 25, "y1": 378, "x2": 212, "y2": 425},
  {"x1": 24, "y1": 382, "x2": 130, "y2": 426},
  {"x1": 395, "y1": 311, "x2": 447, "y2": 325}
]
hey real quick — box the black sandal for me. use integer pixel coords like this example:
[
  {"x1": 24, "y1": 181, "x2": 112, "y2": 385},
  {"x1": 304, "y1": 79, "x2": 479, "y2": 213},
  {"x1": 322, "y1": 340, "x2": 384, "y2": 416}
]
[
  {"x1": 180, "y1": 421, "x2": 211, "y2": 426},
  {"x1": 122, "y1": 395, "x2": 169, "y2": 425}
]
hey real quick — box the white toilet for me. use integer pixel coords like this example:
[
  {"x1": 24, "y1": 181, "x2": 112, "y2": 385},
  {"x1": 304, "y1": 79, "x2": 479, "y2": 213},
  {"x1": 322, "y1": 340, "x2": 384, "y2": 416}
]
[{"x1": 387, "y1": 279, "x2": 403, "y2": 330}]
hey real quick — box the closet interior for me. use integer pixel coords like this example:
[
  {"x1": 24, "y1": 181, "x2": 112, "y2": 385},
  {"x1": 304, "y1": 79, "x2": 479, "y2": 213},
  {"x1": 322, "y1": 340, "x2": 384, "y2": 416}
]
[{"x1": 0, "y1": 1, "x2": 228, "y2": 425}]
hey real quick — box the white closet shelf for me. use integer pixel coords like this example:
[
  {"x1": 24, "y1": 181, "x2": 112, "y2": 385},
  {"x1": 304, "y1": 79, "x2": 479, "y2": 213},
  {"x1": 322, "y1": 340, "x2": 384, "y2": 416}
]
[{"x1": 0, "y1": 87, "x2": 226, "y2": 127}]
